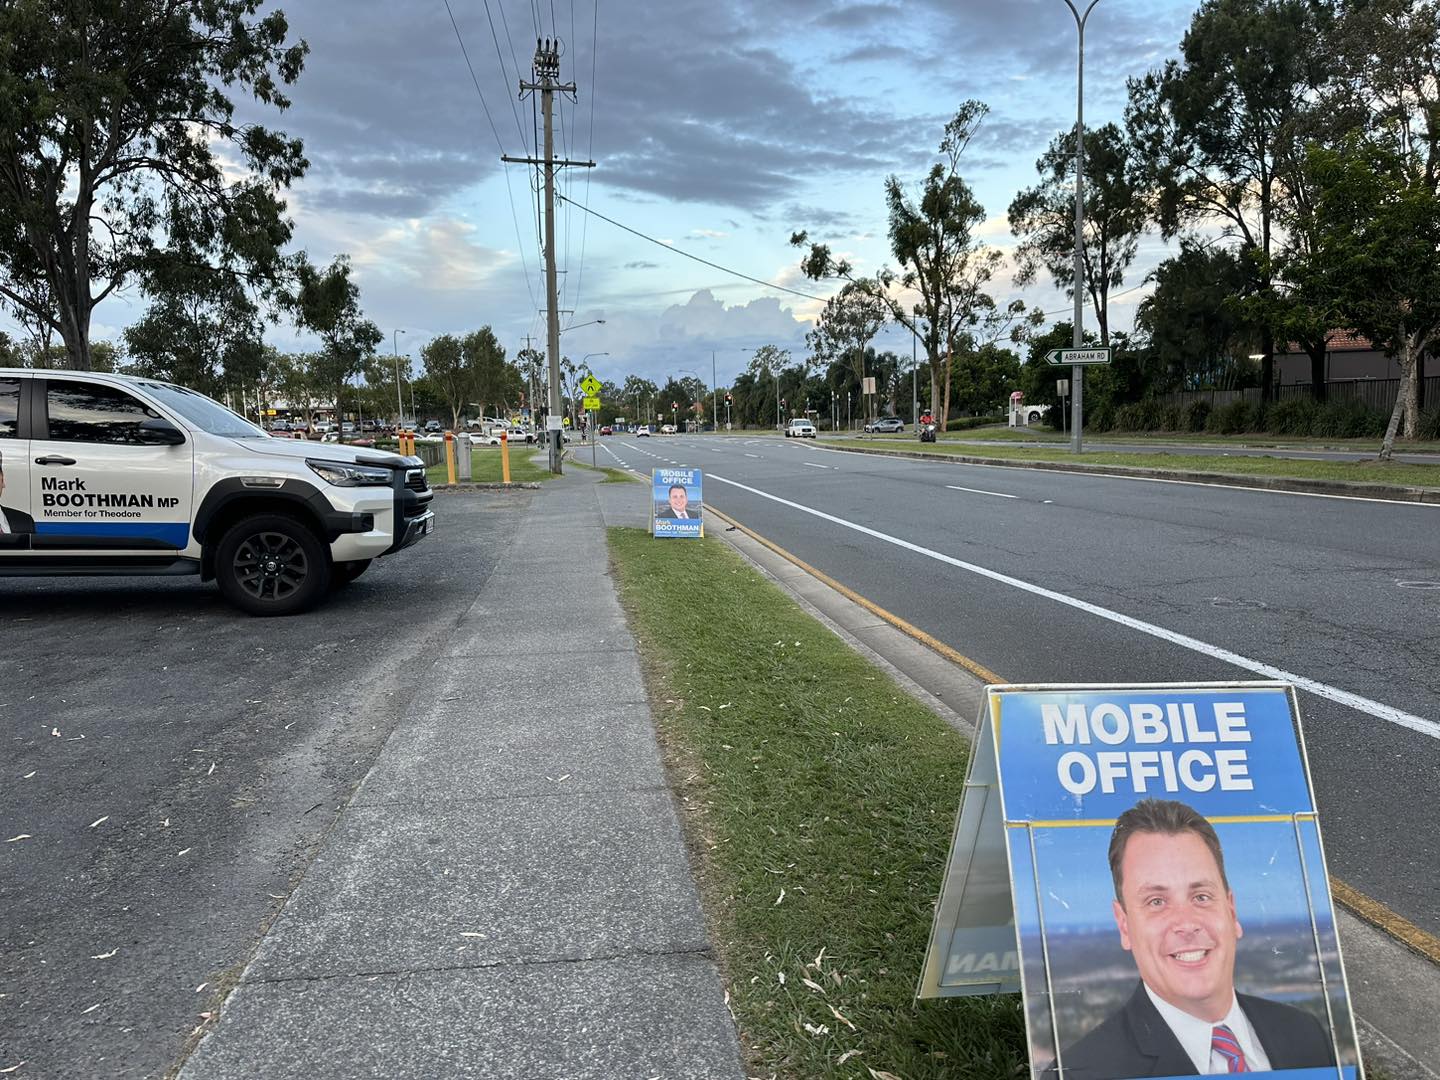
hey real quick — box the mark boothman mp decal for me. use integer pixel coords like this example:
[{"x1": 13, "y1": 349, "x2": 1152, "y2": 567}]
[{"x1": 40, "y1": 477, "x2": 179, "y2": 509}]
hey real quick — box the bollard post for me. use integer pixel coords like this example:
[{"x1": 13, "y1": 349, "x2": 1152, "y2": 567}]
[
  {"x1": 500, "y1": 429, "x2": 511, "y2": 484},
  {"x1": 444, "y1": 430, "x2": 456, "y2": 485},
  {"x1": 457, "y1": 432, "x2": 472, "y2": 481}
]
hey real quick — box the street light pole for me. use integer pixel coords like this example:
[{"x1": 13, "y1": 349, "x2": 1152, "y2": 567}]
[
  {"x1": 1062, "y1": 0, "x2": 1100, "y2": 454},
  {"x1": 392, "y1": 329, "x2": 406, "y2": 426}
]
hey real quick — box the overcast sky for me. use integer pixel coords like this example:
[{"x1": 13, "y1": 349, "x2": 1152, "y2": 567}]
[{"x1": 85, "y1": 0, "x2": 1199, "y2": 390}]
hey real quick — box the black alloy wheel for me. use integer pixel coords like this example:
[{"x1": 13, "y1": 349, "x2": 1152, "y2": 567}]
[{"x1": 215, "y1": 513, "x2": 331, "y2": 616}]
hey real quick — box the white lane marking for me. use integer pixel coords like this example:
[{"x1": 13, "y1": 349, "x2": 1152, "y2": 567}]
[
  {"x1": 946, "y1": 484, "x2": 1016, "y2": 499},
  {"x1": 744, "y1": 453, "x2": 761, "y2": 459},
  {"x1": 803, "y1": 462, "x2": 832, "y2": 470},
  {"x1": 707, "y1": 472, "x2": 1440, "y2": 741},
  {"x1": 807, "y1": 446, "x2": 1440, "y2": 507}
]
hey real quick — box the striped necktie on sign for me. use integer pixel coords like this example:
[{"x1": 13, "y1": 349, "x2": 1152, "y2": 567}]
[{"x1": 1212, "y1": 1024, "x2": 1250, "y2": 1072}]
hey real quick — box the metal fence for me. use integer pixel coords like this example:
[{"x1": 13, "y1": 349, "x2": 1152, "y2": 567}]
[{"x1": 1155, "y1": 377, "x2": 1439, "y2": 413}]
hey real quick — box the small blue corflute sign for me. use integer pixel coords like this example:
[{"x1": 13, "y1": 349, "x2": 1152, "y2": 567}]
[{"x1": 652, "y1": 467, "x2": 702, "y2": 538}]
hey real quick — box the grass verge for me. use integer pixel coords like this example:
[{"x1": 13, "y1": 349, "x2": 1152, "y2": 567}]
[
  {"x1": 954, "y1": 427, "x2": 1440, "y2": 453},
  {"x1": 607, "y1": 527, "x2": 1027, "y2": 1079},
  {"x1": 827, "y1": 439, "x2": 1440, "y2": 490},
  {"x1": 425, "y1": 448, "x2": 553, "y2": 485}
]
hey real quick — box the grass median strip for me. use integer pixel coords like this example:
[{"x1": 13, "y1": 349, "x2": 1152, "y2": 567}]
[
  {"x1": 607, "y1": 527, "x2": 1027, "y2": 1079},
  {"x1": 828, "y1": 439, "x2": 1440, "y2": 490},
  {"x1": 425, "y1": 448, "x2": 554, "y2": 485}
]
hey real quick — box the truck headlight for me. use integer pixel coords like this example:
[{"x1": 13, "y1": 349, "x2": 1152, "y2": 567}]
[{"x1": 307, "y1": 459, "x2": 393, "y2": 487}]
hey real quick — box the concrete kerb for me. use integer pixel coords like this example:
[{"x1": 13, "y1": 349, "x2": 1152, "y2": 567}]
[{"x1": 827, "y1": 443, "x2": 1440, "y2": 503}]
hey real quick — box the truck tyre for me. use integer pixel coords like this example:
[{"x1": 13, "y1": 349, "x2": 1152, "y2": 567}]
[
  {"x1": 331, "y1": 559, "x2": 373, "y2": 588},
  {"x1": 214, "y1": 513, "x2": 331, "y2": 616}
]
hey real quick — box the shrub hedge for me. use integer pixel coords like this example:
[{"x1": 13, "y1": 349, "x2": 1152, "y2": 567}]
[{"x1": 1087, "y1": 397, "x2": 1396, "y2": 439}]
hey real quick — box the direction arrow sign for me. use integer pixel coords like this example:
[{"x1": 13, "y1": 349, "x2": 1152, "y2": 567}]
[
  {"x1": 580, "y1": 375, "x2": 602, "y2": 396},
  {"x1": 1044, "y1": 347, "x2": 1112, "y2": 366}
]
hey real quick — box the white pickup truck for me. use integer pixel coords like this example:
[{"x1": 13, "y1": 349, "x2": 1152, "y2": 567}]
[{"x1": 0, "y1": 368, "x2": 434, "y2": 615}]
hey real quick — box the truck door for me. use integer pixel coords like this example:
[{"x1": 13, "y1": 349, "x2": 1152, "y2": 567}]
[
  {"x1": 0, "y1": 375, "x2": 30, "y2": 555},
  {"x1": 29, "y1": 378, "x2": 194, "y2": 553}
]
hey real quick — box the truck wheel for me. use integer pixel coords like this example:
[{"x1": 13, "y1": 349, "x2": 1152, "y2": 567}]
[
  {"x1": 215, "y1": 513, "x2": 331, "y2": 616},
  {"x1": 331, "y1": 559, "x2": 373, "y2": 588}
]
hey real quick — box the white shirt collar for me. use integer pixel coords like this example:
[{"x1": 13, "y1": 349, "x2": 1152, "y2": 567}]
[
  {"x1": 0, "y1": 507, "x2": 9, "y2": 534},
  {"x1": 1143, "y1": 984, "x2": 1273, "y2": 1073}
]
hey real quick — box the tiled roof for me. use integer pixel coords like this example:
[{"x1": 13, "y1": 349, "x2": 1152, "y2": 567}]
[{"x1": 1281, "y1": 330, "x2": 1376, "y2": 353}]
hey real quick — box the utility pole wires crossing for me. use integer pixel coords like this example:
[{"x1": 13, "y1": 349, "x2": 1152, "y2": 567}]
[{"x1": 504, "y1": 39, "x2": 596, "y2": 473}]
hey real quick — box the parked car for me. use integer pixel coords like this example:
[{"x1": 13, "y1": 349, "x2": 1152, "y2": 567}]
[
  {"x1": 424, "y1": 419, "x2": 442, "y2": 433},
  {"x1": 659, "y1": 423, "x2": 677, "y2": 435},
  {"x1": 785, "y1": 418, "x2": 817, "y2": 438},
  {"x1": 0, "y1": 367, "x2": 434, "y2": 615},
  {"x1": 268, "y1": 420, "x2": 291, "y2": 433},
  {"x1": 599, "y1": 425, "x2": 613, "y2": 436},
  {"x1": 636, "y1": 425, "x2": 651, "y2": 437},
  {"x1": 863, "y1": 416, "x2": 904, "y2": 434}
]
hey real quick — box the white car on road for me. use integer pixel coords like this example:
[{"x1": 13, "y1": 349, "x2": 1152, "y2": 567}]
[
  {"x1": 785, "y1": 419, "x2": 817, "y2": 438},
  {"x1": 636, "y1": 425, "x2": 651, "y2": 437}
]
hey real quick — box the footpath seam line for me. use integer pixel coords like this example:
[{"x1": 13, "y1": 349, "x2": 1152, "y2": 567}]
[{"x1": 702, "y1": 499, "x2": 1440, "y2": 970}]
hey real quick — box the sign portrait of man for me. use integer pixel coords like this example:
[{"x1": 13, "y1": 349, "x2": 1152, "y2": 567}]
[{"x1": 1049, "y1": 798, "x2": 1337, "y2": 1077}]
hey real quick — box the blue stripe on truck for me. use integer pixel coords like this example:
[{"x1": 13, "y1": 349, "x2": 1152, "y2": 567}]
[{"x1": 34, "y1": 521, "x2": 191, "y2": 548}]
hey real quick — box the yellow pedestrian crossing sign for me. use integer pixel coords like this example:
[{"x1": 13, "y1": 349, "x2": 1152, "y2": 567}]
[
  {"x1": 583, "y1": 395, "x2": 601, "y2": 411},
  {"x1": 580, "y1": 375, "x2": 602, "y2": 397}
]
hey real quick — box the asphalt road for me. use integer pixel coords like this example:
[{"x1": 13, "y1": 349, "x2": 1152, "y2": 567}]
[
  {"x1": 0, "y1": 491, "x2": 528, "y2": 1080},
  {"x1": 601, "y1": 432, "x2": 1440, "y2": 939}
]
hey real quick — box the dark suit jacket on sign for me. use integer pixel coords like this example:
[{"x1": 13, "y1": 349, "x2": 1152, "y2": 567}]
[
  {"x1": 0, "y1": 505, "x2": 34, "y2": 535},
  {"x1": 1040, "y1": 981, "x2": 1336, "y2": 1079},
  {"x1": 655, "y1": 506, "x2": 701, "y2": 520}
]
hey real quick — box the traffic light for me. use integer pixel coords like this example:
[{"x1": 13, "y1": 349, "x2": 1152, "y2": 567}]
[
  {"x1": 781, "y1": 397, "x2": 787, "y2": 408},
  {"x1": 725, "y1": 393, "x2": 732, "y2": 404}
]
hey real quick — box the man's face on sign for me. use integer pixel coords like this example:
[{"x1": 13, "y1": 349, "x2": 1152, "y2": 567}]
[
  {"x1": 669, "y1": 485, "x2": 688, "y2": 515},
  {"x1": 1112, "y1": 829, "x2": 1242, "y2": 1022}
]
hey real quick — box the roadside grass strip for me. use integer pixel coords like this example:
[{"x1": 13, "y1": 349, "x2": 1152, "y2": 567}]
[
  {"x1": 425, "y1": 449, "x2": 554, "y2": 485},
  {"x1": 607, "y1": 528, "x2": 1027, "y2": 1079},
  {"x1": 827, "y1": 439, "x2": 1440, "y2": 490}
]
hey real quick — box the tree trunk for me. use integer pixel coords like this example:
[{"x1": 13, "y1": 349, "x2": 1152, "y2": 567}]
[
  {"x1": 1307, "y1": 342, "x2": 1327, "y2": 403},
  {"x1": 1418, "y1": 349, "x2": 1428, "y2": 410},
  {"x1": 1260, "y1": 326, "x2": 1275, "y2": 405},
  {"x1": 1402, "y1": 332, "x2": 1422, "y2": 439},
  {"x1": 1378, "y1": 326, "x2": 1414, "y2": 460}
]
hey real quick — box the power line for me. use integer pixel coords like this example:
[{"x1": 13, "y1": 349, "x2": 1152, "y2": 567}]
[
  {"x1": 441, "y1": 0, "x2": 541, "y2": 311},
  {"x1": 558, "y1": 194, "x2": 828, "y2": 303},
  {"x1": 570, "y1": 0, "x2": 598, "y2": 322},
  {"x1": 480, "y1": 0, "x2": 530, "y2": 154}
]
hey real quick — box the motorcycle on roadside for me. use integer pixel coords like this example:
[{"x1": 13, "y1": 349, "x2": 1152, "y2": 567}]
[{"x1": 918, "y1": 411, "x2": 938, "y2": 444}]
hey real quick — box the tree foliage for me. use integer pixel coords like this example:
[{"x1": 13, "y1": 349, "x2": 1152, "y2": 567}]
[
  {"x1": 0, "y1": 0, "x2": 308, "y2": 370},
  {"x1": 1008, "y1": 123, "x2": 1147, "y2": 345}
]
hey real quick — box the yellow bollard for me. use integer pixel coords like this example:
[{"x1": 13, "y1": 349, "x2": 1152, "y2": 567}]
[
  {"x1": 500, "y1": 429, "x2": 511, "y2": 484},
  {"x1": 444, "y1": 430, "x2": 457, "y2": 485}
]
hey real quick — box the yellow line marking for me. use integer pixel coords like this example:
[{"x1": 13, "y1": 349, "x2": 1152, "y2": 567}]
[
  {"x1": 704, "y1": 503, "x2": 1003, "y2": 684},
  {"x1": 1331, "y1": 878, "x2": 1440, "y2": 966},
  {"x1": 702, "y1": 499, "x2": 1440, "y2": 969}
]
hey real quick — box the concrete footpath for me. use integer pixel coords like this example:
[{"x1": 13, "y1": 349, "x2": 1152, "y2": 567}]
[{"x1": 180, "y1": 467, "x2": 744, "y2": 1079}]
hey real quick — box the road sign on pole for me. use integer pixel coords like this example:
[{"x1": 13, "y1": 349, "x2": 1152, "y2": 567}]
[
  {"x1": 1044, "y1": 347, "x2": 1111, "y2": 366},
  {"x1": 580, "y1": 374, "x2": 602, "y2": 397},
  {"x1": 583, "y1": 395, "x2": 601, "y2": 411}
]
